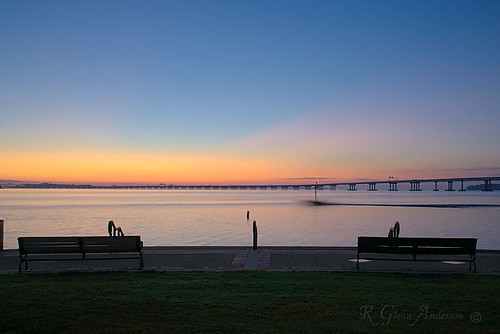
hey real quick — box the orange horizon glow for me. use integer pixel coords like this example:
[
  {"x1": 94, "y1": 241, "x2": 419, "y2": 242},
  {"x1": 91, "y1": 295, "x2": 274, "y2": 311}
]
[
  {"x1": 1, "y1": 151, "x2": 336, "y2": 185},
  {"x1": 2, "y1": 148, "x2": 492, "y2": 186}
]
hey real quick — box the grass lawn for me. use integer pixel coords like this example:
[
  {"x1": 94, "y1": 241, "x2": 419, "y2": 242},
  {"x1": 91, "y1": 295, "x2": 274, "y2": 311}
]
[{"x1": 1, "y1": 271, "x2": 499, "y2": 333}]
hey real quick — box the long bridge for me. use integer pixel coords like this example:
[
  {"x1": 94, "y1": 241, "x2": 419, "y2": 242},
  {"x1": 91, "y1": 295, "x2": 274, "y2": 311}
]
[
  {"x1": 160, "y1": 176, "x2": 499, "y2": 192},
  {"x1": 315, "y1": 176, "x2": 500, "y2": 192},
  {"x1": 17, "y1": 176, "x2": 499, "y2": 191}
]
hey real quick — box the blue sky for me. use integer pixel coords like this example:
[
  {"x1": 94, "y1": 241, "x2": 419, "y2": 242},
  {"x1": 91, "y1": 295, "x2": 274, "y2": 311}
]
[{"x1": 1, "y1": 0, "x2": 500, "y2": 184}]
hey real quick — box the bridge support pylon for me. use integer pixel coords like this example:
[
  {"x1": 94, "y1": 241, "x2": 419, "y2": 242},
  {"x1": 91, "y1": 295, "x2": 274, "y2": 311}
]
[
  {"x1": 388, "y1": 182, "x2": 398, "y2": 191},
  {"x1": 410, "y1": 181, "x2": 421, "y2": 191},
  {"x1": 484, "y1": 180, "x2": 493, "y2": 192}
]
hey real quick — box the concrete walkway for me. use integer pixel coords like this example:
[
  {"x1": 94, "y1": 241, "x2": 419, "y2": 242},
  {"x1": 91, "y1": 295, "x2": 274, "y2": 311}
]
[{"x1": 2, "y1": 246, "x2": 500, "y2": 274}]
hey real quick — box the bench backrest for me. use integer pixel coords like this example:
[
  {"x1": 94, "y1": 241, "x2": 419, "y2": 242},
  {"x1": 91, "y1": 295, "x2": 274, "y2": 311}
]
[
  {"x1": 18, "y1": 237, "x2": 83, "y2": 255},
  {"x1": 81, "y1": 236, "x2": 142, "y2": 253},
  {"x1": 358, "y1": 237, "x2": 477, "y2": 255},
  {"x1": 18, "y1": 236, "x2": 143, "y2": 255}
]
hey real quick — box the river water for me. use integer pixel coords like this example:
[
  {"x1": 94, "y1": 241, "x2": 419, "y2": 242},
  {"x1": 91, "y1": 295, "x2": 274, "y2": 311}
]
[{"x1": 1, "y1": 189, "x2": 499, "y2": 250}]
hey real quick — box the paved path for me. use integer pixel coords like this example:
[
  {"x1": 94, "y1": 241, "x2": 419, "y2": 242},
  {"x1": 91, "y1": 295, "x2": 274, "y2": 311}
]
[{"x1": 2, "y1": 246, "x2": 500, "y2": 274}]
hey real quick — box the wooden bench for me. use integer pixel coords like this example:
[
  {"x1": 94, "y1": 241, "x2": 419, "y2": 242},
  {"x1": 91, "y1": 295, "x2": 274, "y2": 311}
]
[
  {"x1": 18, "y1": 236, "x2": 144, "y2": 272},
  {"x1": 357, "y1": 237, "x2": 477, "y2": 272}
]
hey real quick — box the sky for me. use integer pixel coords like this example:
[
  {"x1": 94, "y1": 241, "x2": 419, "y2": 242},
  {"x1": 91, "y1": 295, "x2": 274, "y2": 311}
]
[{"x1": 1, "y1": 0, "x2": 500, "y2": 185}]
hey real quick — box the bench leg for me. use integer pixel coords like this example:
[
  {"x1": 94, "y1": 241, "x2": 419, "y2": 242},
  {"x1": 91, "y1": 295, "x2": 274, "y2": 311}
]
[
  {"x1": 19, "y1": 261, "x2": 29, "y2": 272},
  {"x1": 19, "y1": 256, "x2": 29, "y2": 272},
  {"x1": 470, "y1": 256, "x2": 476, "y2": 273}
]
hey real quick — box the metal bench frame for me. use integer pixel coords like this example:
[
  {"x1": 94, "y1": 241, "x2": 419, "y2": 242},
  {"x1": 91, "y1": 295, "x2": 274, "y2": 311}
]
[
  {"x1": 357, "y1": 236, "x2": 477, "y2": 272},
  {"x1": 18, "y1": 236, "x2": 144, "y2": 272}
]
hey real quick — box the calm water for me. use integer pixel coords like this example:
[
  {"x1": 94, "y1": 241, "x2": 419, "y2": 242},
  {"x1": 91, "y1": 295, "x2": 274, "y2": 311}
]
[{"x1": 1, "y1": 189, "x2": 499, "y2": 250}]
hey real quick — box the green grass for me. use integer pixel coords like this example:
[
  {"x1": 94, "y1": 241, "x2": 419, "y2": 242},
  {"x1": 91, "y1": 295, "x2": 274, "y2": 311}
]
[{"x1": 1, "y1": 271, "x2": 499, "y2": 333}]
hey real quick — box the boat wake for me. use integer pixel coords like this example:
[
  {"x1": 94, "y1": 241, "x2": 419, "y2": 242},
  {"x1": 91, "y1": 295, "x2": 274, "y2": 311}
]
[{"x1": 302, "y1": 200, "x2": 500, "y2": 208}]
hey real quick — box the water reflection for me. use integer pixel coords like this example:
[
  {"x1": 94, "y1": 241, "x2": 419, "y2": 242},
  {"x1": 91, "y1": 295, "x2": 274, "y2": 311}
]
[{"x1": 1, "y1": 189, "x2": 499, "y2": 250}]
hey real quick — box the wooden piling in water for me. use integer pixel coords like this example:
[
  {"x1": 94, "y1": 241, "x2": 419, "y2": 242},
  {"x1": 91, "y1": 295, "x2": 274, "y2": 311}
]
[
  {"x1": 0, "y1": 219, "x2": 4, "y2": 251},
  {"x1": 253, "y1": 221, "x2": 258, "y2": 250}
]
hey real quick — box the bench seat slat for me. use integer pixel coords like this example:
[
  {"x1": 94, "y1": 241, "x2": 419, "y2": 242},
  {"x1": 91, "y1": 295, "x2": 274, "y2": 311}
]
[
  {"x1": 22, "y1": 246, "x2": 82, "y2": 254},
  {"x1": 413, "y1": 247, "x2": 474, "y2": 255},
  {"x1": 360, "y1": 246, "x2": 415, "y2": 254},
  {"x1": 19, "y1": 237, "x2": 82, "y2": 254}
]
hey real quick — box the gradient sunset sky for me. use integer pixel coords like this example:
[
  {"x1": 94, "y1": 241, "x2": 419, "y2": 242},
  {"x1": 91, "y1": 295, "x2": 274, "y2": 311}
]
[{"x1": 1, "y1": 0, "x2": 500, "y2": 185}]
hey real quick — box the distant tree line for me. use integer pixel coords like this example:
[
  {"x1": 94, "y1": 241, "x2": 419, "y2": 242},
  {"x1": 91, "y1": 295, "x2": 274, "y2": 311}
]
[
  {"x1": 12, "y1": 183, "x2": 95, "y2": 189},
  {"x1": 467, "y1": 184, "x2": 500, "y2": 191}
]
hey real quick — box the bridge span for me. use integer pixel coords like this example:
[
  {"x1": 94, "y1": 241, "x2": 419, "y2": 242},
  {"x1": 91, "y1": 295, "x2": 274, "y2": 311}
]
[
  {"x1": 92, "y1": 176, "x2": 499, "y2": 191},
  {"x1": 11, "y1": 176, "x2": 499, "y2": 191},
  {"x1": 317, "y1": 176, "x2": 500, "y2": 192}
]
